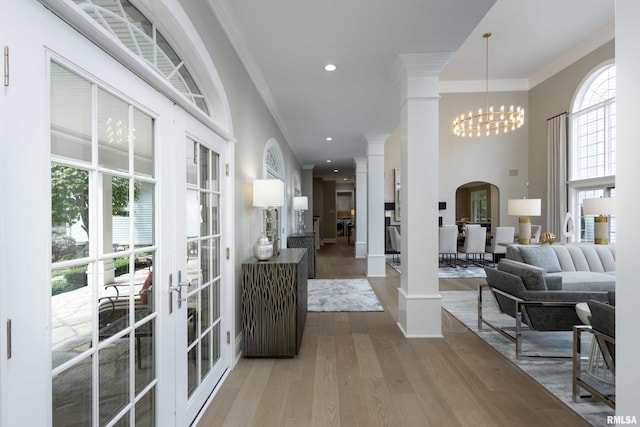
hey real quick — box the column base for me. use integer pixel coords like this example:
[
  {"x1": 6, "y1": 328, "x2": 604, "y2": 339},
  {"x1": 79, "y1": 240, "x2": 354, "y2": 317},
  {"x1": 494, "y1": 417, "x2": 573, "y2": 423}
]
[
  {"x1": 355, "y1": 242, "x2": 367, "y2": 258},
  {"x1": 367, "y1": 254, "x2": 387, "y2": 277},
  {"x1": 397, "y1": 288, "x2": 443, "y2": 338}
]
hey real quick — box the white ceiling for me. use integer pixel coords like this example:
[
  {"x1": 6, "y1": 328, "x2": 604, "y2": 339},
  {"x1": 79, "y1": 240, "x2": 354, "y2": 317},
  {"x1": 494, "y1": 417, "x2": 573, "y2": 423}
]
[{"x1": 206, "y1": 0, "x2": 614, "y2": 181}]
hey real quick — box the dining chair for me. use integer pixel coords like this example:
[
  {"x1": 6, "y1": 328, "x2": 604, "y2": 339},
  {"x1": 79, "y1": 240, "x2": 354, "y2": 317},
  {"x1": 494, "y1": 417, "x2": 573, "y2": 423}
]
[
  {"x1": 460, "y1": 226, "x2": 487, "y2": 267},
  {"x1": 485, "y1": 226, "x2": 515, "y2": 266},
  {"x1": 439, "y1": 225, "x2": 458, "y2": 267},
  {"x1": 388, "y1": 226, "x2": 401, "y2": 263}
]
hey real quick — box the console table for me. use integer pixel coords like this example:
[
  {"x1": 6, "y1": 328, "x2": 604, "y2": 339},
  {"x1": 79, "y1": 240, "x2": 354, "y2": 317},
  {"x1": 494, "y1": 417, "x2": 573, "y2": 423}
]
[
  {"x1": 287, "y1": 232, "x2": 316, "y2": 278},
  {"x1": 241, "y1": 248, "x2": 308, "y2": 357}
]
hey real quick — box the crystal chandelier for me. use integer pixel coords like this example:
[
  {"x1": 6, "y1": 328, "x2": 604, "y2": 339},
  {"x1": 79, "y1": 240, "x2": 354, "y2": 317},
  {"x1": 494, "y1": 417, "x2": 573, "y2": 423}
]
[{"x1": 452, "y1": 33, "x2": 525, "y2": 137}]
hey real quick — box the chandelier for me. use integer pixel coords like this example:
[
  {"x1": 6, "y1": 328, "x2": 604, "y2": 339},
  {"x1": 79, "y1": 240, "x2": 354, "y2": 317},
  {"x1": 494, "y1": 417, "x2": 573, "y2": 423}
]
[{"x1": 452, "y1": 33, "x2": 525, "y2": 137}]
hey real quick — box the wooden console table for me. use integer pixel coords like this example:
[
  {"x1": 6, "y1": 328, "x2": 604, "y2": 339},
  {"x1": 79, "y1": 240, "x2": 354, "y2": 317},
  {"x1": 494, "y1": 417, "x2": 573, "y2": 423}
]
[
  {"x1": 241, "y1": 248, "x2": 308, "y2": 357},
  {"x1": 287, "y1": 232, "x2": 316, "y2": 278}
]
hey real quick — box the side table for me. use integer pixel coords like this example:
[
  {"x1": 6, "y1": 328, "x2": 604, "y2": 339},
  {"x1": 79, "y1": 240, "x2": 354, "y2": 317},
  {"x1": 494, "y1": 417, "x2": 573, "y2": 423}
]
[
  {"x1": 287, "y1": 232, "x2": 315, "y2": 278},
  {"x1": 241, "y1": 248, "x2": 308, "y2": 357}
]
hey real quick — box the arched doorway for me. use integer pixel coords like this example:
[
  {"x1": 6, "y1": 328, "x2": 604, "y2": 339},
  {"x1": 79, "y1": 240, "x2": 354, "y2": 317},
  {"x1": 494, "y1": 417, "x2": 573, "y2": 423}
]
[{"x1": 455, "y1": 182, "x2": 499, "y2": 233}]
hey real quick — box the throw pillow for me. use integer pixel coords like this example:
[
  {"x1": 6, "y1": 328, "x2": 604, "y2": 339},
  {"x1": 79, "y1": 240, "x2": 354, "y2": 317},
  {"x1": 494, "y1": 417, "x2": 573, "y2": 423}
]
[{"x1": 519, "y1": 244, "x2": 562, "y2": 273}]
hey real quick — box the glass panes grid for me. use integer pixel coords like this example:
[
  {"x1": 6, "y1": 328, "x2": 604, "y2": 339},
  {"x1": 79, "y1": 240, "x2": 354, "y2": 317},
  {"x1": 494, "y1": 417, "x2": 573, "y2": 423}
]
[
  {"x1": 50, "y1": 62, "x2": 156, "y2": 426},
  {"x1": 185, "y1": 138, "x2": 222, "y2": 399},
  {"x1": 72, "y1": 0, "x2": 210, "y2": 115},
  {"x1": 572, "y1": 65, "x2": 616, "y2": 180}
]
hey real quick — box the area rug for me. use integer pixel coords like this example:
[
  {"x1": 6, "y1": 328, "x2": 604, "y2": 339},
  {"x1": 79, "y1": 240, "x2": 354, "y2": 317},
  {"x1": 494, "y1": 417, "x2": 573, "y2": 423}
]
[
  {"x1": 307, "y1": 278, "x2": 384, "y2": 312},
  {"x1": 386, "y1": 256, "x2": 487, "y2": 278},
  {"x1": 441, "y1": 290, "x2": 614, "y2": 426}
]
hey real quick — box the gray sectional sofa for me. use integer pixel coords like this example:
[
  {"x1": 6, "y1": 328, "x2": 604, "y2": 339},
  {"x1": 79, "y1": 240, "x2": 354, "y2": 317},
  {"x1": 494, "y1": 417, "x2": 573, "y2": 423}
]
[
  {"x1": 479, "y1": 243, "x2": 615, "y2": 358},
  {"x1": 505, "y1": 243, "x2": 615, "y2": 291}
]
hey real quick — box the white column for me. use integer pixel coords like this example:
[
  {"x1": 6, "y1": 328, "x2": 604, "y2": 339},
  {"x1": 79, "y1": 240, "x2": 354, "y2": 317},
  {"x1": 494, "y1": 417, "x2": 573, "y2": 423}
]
[
  {"x1": 354, "y1": 157, "x2": 367, "y2": 258},
  {"x1": 395, "y1": 53, "x2": 451, "y2": 337},
  {"x1": 615, "y1": 0, "x2": 640, "y2": 416},
  {"x1": 366, "y1": 135, "x2": 388, "y2": 276}
]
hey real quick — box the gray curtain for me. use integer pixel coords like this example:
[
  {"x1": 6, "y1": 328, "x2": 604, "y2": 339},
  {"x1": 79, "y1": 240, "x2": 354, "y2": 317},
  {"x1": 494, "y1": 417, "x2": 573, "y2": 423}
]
[{"x1": 546, "y1": 113, "x2": 568, "y2": 241}]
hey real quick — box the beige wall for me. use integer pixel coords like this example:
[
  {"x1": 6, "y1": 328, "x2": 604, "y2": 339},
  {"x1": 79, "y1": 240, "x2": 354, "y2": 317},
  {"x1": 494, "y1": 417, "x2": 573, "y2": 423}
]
[{"x1": 528, "y1": 40, "x2": 615, "y2": 230}]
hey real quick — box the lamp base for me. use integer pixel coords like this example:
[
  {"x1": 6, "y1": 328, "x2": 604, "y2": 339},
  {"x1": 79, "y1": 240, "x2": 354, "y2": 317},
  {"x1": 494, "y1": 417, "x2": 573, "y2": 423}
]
[
  {"x1": 594, "y1": 215, "x2": 609, "y2": 245},
  {"x1": 518, "y1": 217, "x2": 531, "y2": 245}
]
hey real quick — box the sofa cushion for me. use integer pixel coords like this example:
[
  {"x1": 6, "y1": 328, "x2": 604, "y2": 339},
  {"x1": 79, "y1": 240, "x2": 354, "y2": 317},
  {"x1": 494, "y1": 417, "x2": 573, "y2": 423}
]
[
  {"x1": 497, "y1": 259, "x2": 548, "y2": 291},
  {"x1": 518, "y1": 244, "x2": 562, "y2": 273},
  {"x1": 547, "y1": 271, "x2": 616, "y2": 292}
]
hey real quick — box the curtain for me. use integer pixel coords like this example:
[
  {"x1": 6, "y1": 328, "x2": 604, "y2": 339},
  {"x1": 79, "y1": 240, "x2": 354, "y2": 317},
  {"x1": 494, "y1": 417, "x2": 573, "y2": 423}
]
[{"x1": 547, "y1": 113, "x2": 568, "y2": 241}]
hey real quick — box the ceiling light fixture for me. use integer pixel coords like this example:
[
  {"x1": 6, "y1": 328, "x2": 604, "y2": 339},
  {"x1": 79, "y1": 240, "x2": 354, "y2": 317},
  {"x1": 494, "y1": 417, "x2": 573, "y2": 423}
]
[
  {"x1": 324, "y1": 64, "x2": 337, "y2": 72},
  {"x1": 326, "y1": 159, "x2": 332, "y2": 163},
  {"x1": 452, "y1": 33, "x2": 525, "y2": 137},
  {"x1": 333, "y1": 169, "x2": 338, "y2": 173},
  {"x1": 325, "y1": 137, "x2": 333, "y2": 141}
]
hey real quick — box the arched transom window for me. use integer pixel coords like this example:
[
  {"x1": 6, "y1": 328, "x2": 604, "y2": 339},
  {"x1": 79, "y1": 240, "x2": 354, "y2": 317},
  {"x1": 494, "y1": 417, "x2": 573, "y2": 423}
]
[{"x1": 72, "y1": 0, "x2": 210, "y2": 116}]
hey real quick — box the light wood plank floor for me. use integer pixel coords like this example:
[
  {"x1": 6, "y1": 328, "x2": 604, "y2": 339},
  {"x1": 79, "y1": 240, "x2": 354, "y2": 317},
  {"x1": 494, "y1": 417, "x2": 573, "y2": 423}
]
[{"x1": 197, "y1": 237, "x2": 588, "y2": 426}]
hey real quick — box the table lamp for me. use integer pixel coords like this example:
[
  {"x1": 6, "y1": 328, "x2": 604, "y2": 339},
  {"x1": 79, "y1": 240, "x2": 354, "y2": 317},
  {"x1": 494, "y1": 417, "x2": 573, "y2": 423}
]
[
  {"x1": 583, "y1": 197, "x2": 615, "y2": 244},
  {"x1": 253, "y1": 179, "x2": 284, "y2": 256},
  {"x1": 508, "y1": 198, "x2": 541, "y2": 244},
  {"x1": 293, "y1": 196, "x2": 308, "y2": 234}
]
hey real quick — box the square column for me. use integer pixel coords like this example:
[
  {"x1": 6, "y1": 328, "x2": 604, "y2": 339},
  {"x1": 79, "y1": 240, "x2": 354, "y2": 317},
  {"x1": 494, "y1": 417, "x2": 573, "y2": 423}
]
[
  {"x1": 354, "y1": 157, "x2": 367, "y2": 258},
  {"x1": 394, "y1": 53, "x2": 452, "y2": 337},
  {"x1": 366, "y1": 135, "x2": 388, "y2": 276}
]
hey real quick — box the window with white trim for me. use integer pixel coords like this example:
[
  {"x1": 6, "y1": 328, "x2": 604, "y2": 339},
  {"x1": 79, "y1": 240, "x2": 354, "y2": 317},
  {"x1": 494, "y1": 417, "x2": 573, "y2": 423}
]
[
  {"x1": 569, "y1": 63, "x2": 616, "y2": 243},
  {"x1": 72, "y1": 0, "x2": 210, "y2": 115}
]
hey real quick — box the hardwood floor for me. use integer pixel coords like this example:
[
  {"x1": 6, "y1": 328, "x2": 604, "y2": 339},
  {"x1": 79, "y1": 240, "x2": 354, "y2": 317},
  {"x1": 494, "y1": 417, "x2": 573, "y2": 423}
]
[{"x1": 197, "y1": 238, "x2": 588, "y2": 426}]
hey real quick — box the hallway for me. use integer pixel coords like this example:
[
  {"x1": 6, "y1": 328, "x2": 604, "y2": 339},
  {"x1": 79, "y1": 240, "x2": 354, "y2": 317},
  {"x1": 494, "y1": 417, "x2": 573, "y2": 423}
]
[{"x1": 197, "y1": 238, "x2": 588, "y2": 426}]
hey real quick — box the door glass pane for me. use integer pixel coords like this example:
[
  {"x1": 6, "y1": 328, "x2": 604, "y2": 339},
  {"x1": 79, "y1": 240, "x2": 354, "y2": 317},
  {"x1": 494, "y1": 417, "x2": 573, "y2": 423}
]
[
  {"x1": 98, "y1": 88, "x2": 130, "y2": 172},
  {"x1": 134, "y1": 181, "x2": 155, "y2": 247},
  {"x1": 199, "y1": 145, "x2": 209, "y2": 190},
  {"x1": 133, "y1": 108, "x2": 154, "y2": 177},
  {"x1": 211, "y1": 194, "x2": 219, "y2": 235},
  {"x1": 99, "y1": 334, "x2": 130, "y2": 425},
  {"x1": 201, "y1": 239, "x2": 211, "y2": 285},
  {"x1": 106, "y1": 174, "x2": 131, "y2": 253},
  {"x1": 135, "y1": 319, "x2": 155, "y2": 393},
  {"x1": 187, "y1": 293, "x2": 198, "y2": 347},
  {"x1": 52, "y1": 355, "x2": 93, "y2": 426},
  {"x1": 200, "y1": 192, "x2": 210, "y2": 236},
  {"x1": 51, "y1": 63, "x2": 92, "y2": 163},
  {"x1": 51, "y1": 165, "x2": 90, "y2": 262},
  {"x1": 210, "y1": 152, "x2": 220, "y2": 192},
  {"x1": 211, "y1": 238, "x2": 220, "y2": 279},
  {"x1": 186, "y1": 189, "x2": 200, "y2": 239},
  {"x1": 187, "y1": 346, "x2": 198, "y2": 397},
  {"x1": 201, "y1": 284, "x2": 210, "y2": 332},
  {"x1": 186, "y1": 242, "x2": 200, "y2": 293},
  {"x1": 200, "y1": 331, "x2": 211, "y2": 379},
  {"x1": 135, "y1": 387, "x2": 155, "y2": 427},
  {"x1": 212, "y1": 323, "x2": 221, "y2": 364},
  {"x1": 52, "y1": 262, "x2": 92, "y2": 369},
  {"x1": 186, "y1": 140, "x2": 197, "y2": 185}
]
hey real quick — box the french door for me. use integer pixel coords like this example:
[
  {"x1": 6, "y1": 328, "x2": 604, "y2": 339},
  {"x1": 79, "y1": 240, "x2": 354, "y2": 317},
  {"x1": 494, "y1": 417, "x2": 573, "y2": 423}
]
[{"x1": 1, "y1": 2, "x2": 230, "y2": 425}]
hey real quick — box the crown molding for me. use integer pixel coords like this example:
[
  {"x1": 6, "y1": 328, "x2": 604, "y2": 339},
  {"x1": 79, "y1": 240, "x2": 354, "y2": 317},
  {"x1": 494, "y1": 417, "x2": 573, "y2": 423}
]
[{"x1": 528, "y1": 20, "x2": 614, "y2": 89}]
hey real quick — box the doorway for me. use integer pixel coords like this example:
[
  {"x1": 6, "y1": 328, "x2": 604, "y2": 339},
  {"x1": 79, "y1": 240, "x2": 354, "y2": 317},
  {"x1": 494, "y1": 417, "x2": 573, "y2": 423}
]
[{"x1": 455, "y1": 182, "x2": 499, "y2": 232}]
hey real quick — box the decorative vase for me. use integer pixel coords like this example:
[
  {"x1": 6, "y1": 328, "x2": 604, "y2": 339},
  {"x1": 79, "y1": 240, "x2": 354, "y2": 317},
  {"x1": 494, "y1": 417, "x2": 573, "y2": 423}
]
[{"x1": 253, "y1": 232, "x2": 273, "y2": 260}]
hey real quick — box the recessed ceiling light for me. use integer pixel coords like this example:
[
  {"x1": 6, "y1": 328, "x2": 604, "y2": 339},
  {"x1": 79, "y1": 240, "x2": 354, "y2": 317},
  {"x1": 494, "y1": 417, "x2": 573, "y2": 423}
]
[
  {"x1": 326, "y1": 159, "x2": 332, "y2": 163},
  {"x1": 325, "y1": 137, "x2": 333, "y2": 142},
  {"x1": 334, "y1": 169, "x2": 338, "y2": 173},
  {"x1": 343, "y1": 178, "x2": 348, "y2": 181},
  {"x1": 324, "y1": 64, "x2": 337, "y2": 72}
]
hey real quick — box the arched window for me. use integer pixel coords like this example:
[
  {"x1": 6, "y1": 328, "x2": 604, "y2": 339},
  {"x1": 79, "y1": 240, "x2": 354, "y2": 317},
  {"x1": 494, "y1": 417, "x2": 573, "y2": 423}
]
[
  {"x1": 72, "y1": 0, "x2": 210, "y2": 116},
  {"x1": 569, "y1": 62, "x2": 616, "y2": 243}
]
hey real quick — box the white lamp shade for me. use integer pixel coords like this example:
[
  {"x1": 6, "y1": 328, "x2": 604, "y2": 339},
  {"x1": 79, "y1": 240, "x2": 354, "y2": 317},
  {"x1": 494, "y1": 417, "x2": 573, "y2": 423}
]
[
  {"x1": 507, "y1": 198, "x2": 541, "y2": 216},
  {"x1": 253, "y1": 179, "x2": 284, "y2": 207},
  {"x1": 293, "y1": 196, "x2": 308, "y2": 211},
  {"x1": 583, "y1": 197, "x2": 616, "y2": 216}
]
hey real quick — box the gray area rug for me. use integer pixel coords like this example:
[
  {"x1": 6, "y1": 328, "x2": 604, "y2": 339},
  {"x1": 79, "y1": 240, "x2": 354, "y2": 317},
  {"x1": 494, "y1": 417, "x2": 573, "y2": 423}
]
[
  {"x1": 308, "y1": 278, "x2": 384, "y2": 312},
  {"x1": 441, "y1": 290, "x2": 614, "y2": 426},
  {"x1": 386, "y1": 255, "x2": 487, "y2": 278}
]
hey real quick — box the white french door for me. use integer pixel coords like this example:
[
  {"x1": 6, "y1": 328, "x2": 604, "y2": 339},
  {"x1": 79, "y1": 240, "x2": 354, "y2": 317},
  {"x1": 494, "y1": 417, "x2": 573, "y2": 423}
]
[
  {"x1": 173, "y1": 110, "x2": 229, "y2": 424},
  {"x1": 1, "y1": 2, "x2": 230, "y2": 426}
]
